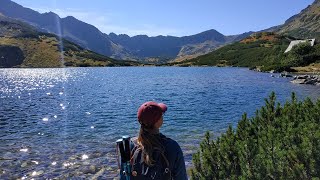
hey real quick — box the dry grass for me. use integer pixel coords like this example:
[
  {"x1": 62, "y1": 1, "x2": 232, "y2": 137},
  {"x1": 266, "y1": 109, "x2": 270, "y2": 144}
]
[
  {"x1": 240, "y1": 32, "x2": 278, "y2": 44},
  {"x1": 172, "y1": 54, "x2": 200, "y2": 62},
  {"x1": 0, "y1": 35, "x2": 129, "y2": 67},
  {"x1": 292, "y1": 63, "x2": 320, "y2": 73},
  {"x1": 0, "y1": 36, "x2": 61, "y2": 67}
]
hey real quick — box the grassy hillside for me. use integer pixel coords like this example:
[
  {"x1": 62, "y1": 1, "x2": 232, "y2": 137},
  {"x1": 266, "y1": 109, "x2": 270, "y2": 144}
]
[
  {"x1": 0, "y1": 35, "x2": 141, "y2": 68},
  {"x1": 170, "y1": 1, "x2": 320, "y2": 72},
  {"x1": 170, "y1": 33, "x2": 290, "y2": 68},
  {"x1": 0, "y1": 15, "x2": 141, "y2": 68},
  {"x1": 277, "y1": 0, "x2": 320, "y2": 40},
  {"x1": 171, "y1": 32, "x2": 320, "y2": 72}
]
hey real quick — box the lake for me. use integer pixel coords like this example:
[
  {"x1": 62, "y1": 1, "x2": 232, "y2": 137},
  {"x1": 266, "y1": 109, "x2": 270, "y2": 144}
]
[{"x1": 0, "y1": 67, "x2": 319, "y2": 179}]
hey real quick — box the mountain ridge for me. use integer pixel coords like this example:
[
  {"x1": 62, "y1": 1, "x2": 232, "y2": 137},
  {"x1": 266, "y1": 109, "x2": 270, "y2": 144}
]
[
  {"x1": 0, "y1": 0, "x2": 253, "y2": 62},
  {"x1": 174, "y1": 0, "x2": 320, "y2": 72},
  {"x1": 0, "y1": 15, "x2": 141, "y2": 68},
  {"x1": 275, "y1": 0, "x2": 320, "y2": 39}
]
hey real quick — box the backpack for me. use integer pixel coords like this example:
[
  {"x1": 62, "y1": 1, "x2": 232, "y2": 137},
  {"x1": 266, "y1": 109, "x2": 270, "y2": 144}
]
[{"x1": 130, "y1": 140, "x2": 171, "y2": 180}]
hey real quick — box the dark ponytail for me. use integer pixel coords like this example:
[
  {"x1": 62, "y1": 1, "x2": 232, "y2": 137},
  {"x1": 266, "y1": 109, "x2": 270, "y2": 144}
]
[{"x1": 137, "y1": 124, "x2": 165, "y2": 166}]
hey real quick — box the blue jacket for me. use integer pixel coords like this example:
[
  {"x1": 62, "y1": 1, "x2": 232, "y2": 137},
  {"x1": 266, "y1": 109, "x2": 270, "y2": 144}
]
[
  {"x1": 130, "y1": 133, "x2": 188, "y2": 180},
  {"x1": 160, "y1": 133, "x2": 188, "y2": 180}
]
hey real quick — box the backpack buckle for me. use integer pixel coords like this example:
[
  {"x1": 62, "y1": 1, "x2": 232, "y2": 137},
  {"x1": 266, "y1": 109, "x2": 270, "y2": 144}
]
[{"x1": 164, "y1": 168, "x2": 170, "y2": 173}]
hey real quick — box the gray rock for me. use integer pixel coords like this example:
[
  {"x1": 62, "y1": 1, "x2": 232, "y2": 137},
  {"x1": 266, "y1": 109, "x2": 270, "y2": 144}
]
[
  {"x1": 296, "y1": 75, "x2": 309, "y2": 79},
  {"x1": 82, "y1": 165, "x2": 97, "y2": 174},
  {"x1": 21, "y1": 162, "x2": 28, "y2": 168},
  {"x1": 291, "y1": 74, "x2": 320, "y2": 85},
  {"x1": 305, "y1": 79, "x2": 317, "y2": 85},
  {"x1": 37, "y1": 170, "x2": 44, "y2": 176},
  {"x1": 291, "y1": 79, "x2": 306, "y2": 84},
  {"x1": 21, "y1": 161, "x2": 36, "y2": 168},
  {"x1": 0, "y1": 168, "x2": 5, "y2": 175}
]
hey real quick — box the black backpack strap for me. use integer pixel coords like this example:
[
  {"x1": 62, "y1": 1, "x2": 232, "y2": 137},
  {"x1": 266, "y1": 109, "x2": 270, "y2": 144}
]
[
  {"x1": 159, "y1": 137, "x2": 172, "y2": 180},
  {"x1": 131, "y1": 147, "x2": 142, "y2": 175},
  {"x1": 130, "y1": 136, "x2": 172, "y2": 180}
]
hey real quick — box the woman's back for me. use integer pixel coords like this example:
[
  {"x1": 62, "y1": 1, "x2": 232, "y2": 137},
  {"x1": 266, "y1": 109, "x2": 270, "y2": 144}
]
[
  {"x1": 130, "y1": 133, "x2": 187, "y2": 179},
  {"x1": 130, "y1": 101, "x2": 187, "y2": 180}
]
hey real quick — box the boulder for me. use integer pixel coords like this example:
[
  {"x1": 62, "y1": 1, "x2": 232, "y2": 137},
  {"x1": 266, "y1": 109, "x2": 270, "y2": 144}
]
[
  {"x1": 291, "y1": 79, "x2": 306, "y2": 84},
  {"x1": 305, "y1": 79, "x2": 317, "y2": 85},
  {"x1": 291, "y1": 75, "x2": 320, "y2": 85},
  {"x1": 0, "y1": 45, "x2": 24, "y2": 67}
]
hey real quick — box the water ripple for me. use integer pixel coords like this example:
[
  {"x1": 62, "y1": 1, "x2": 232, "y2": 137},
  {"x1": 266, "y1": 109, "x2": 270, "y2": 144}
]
[{"x1": 0, "y1": 67, "x2": 319, "y2": 178}]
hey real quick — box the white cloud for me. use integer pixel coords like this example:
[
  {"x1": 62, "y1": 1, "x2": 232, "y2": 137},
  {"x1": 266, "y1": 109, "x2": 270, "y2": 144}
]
[{"x1": 30, "y1": 7, "x2": 183, "y2": 37}]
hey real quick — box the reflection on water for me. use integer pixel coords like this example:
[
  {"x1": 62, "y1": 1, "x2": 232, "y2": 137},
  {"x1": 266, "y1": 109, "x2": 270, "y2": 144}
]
[{"x1": 0, "y1": 67, "x2": 319, "y2": 179}]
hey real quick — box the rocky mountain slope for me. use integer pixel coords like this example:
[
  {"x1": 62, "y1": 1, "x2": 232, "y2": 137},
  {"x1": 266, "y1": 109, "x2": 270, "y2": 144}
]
[
  {"x1": 275, "y1": 0, "x2": 320, "y2": 39},
  {"x1": 170, "y1": 32, "x2": 292, "y2": 68},
  {"x1": 171, "y1": 31, "x2": 320, "y2": 72},
  {"x1": 0, "y1": 15, "x2": 140, "y2": 68},
  {"x1": 0, "y1": 0, "x2": 129, "y2": 57},
  {"x1": 177, "y1": 0, "x2": 320, "y2": 72},
  {"x1": 108, "y1": 30, "x2": 253, "y2": 62},
  {"x1": 0, "y1": 0, "x2": 252, "y2": 62}
]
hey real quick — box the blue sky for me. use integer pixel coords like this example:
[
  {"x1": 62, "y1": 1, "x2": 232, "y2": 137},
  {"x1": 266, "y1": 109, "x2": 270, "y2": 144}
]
[{"x1": 12, "y1": 0, "x2": 314, "y2": 37}]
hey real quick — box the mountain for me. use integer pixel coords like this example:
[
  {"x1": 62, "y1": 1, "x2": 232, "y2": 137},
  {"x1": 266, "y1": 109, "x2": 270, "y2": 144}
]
[
  {"x1": 275, "y1": 0, "x2": 320, "y2": 39},
  {"x1": 174, "y1": 0, "x2": 320, "y2": 72},
  {"x1": 172, "y1": 31, "x2": 320, "y2": 72},
  {"x1": 171, "y1": 31, "x2": 253, "y2": 62},
  {"x1": 0, "y1": 0, "x2": 252, "y2": 62},
  {"x1": 108, "y1": 29, "x2": 227, "y2": 60},
  {"x1": 0, "y1": 0, "x2": 129, "y2": 57},
  {"x1": 0, "y1": 13, "x2": 35, "y2": 37},
  {"x1": 108, "y1": 30, "x2": 253, "y2": 62},
  {"x1": 0, "y1": 15, "x2": 140, "y2": 68},
  {"x1": 170, "y1": 32, "x2": 292, "y2": 68}
]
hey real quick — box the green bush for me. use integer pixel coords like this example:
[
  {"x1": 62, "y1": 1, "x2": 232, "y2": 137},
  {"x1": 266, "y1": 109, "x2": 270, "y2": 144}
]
[
  {"x1": 282, "y1": 43, "x2": 319, "y2": 68},
  {"x1": 191, "y1": 92, "x2": 320, "y2": 179}
]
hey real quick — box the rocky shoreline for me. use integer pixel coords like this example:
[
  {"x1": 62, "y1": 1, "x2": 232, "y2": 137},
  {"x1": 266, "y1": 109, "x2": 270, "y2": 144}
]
[
  {"x1": 252, "y1": 67, "x2": 319, "y2": 85},
  {"x1": 254, "y1": 67, "x2": 320, "y2": 86},
  {"x1": 290, "y1": 75, "x2": 320, "y2": 85}
]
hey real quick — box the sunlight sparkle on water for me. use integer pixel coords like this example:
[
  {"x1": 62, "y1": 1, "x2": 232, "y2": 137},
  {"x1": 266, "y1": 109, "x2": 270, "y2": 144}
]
[
  {"x1": 20, "y1": 148, "x2": 28, "y2": 152},
  {"x1": 42, "y1": 117, "x2": 49, "y2": 122},
  {"x1": 60, "y1": 103, "x2": 66, "y2": 109},
  {"x1": 0, "y1": 69, "x2": 72, "y2": 95},
  {"x1": 82, "y1": 154, "x2": 89, "y2": 160},
  {"x1": 51, "y1": 162, "x2": 57, "y2": 166},
  {"x1": 31, "y1": 161, "x2": 39, "y2": 165},
  {"x1": 63, "y1": 162, "x2": 75, "y2": 167}
]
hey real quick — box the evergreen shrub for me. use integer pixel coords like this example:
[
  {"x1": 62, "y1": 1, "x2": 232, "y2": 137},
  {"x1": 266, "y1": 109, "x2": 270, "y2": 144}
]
[{"x1": 191, "y1": 92, "x2": 320, "y2": 179}]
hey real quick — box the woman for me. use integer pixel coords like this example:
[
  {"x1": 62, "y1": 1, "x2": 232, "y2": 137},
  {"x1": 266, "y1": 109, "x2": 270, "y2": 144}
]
[{"x1": 131, "y1": 101, "x2": 187, "y2": 180}]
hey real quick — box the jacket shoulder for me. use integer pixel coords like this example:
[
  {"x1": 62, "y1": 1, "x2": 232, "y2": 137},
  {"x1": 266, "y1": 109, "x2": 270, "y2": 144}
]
[{"x1": 161, "y1": 134, "x2": 180, "y2": 147}]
